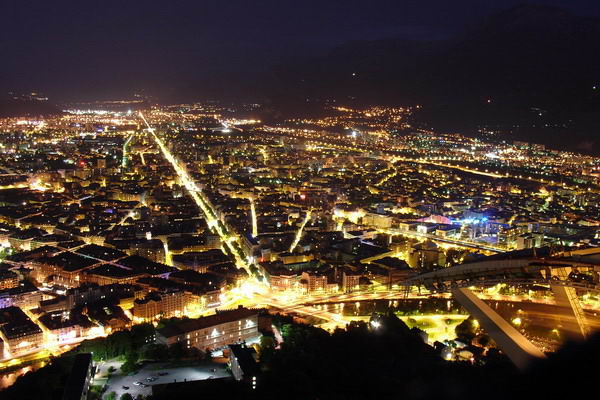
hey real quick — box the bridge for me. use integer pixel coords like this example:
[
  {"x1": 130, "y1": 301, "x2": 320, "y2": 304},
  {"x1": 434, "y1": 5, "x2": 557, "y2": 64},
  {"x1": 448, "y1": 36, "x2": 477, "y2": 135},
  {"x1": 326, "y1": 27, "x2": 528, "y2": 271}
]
[
  {"x1": 382, "y1": 228, "x2": 506, "y2": 253},
  {"x1": 404, "y1": 247, "x2": 600, "y2": 293},
  {"x1": 402, "y1": 246, "x2": 600, "y2": 369}
]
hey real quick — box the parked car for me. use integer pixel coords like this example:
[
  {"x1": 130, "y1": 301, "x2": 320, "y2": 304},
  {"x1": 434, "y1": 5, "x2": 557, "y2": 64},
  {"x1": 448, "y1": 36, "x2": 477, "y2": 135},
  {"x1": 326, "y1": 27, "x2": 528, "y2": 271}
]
[
  {"x1": 122, "y1": 386, "x2": 129, "y2": 390},
  {"x1": 133, "y1": 382, "x2": 142, "y2": 386}
]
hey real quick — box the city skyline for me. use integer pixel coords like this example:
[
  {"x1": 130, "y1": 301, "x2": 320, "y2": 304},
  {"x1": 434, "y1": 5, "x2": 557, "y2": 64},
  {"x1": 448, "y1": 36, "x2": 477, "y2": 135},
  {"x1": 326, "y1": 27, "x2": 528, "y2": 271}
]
[{"x1": 2, "y1": 2, "x2": 600, "y2": 400}]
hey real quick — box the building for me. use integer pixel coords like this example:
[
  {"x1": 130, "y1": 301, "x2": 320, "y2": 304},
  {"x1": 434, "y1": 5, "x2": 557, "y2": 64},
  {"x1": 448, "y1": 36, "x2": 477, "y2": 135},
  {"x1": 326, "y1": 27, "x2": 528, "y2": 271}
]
[
  {"x1": 517, "y1": 233, "x2": 544, "y2": 250},
  {"x1": 85, "y1": 255, "x2": 175, "y2": 286},
  {"x1": 368, "y1": 257, "x2": 413, "y2": 288},
  {"x1": 269, "y1": 271, "x2": 300, "y2": 291},
  {"x1": 0, "y1": 269, "x2": 19, "y2": 290},
  {"x1": 168, "y1": 270, "x2": 226, "y2": 292},
  {"x1": 38, "y1": 311, "x2": 98, "y2": 344},
  {"x1": 407, "y1": 241, "x2": 445, "y2": 269},
  {"x1": 156, "y1": 307, "x2": 259, "y2": 351},
  {"x1": 261, "y1": 262, "x2": 301, "y2": 291},
  {"x1": 299, "y1": 271, "x2": 337, "y2": 293},
  {"x1": 228, "y1": 343, "x2": 260, "y2": 387},
  {"x1": 341, "y1": 269, "x2": 361, "y2": 293},
  {"x1": 65, "y1": 283, "x2": 143, "y2": 309},
  {"x1": 172, "y1": 249, "x2": 231, "y2": 272},
  {"x1": 131, "y1": 291, "x2": 191, "y2": 322},
  {"x1": 0, "y1": 306, "x2": 44, "y2": 356},
  {"x1": 62, "y1": 353, "x2": 95, "y2": 400},
  {"x1": 416, "y1": 223, "x2": 438, "y2": 234},
  {"x1": 167, "y1": 234, "x2": 221, "y2": 255},
  {"x1": 0, "y1": 281, "x2": 44, "y2": 310},
  {"x1": 240, "y1": 234, "x2": 260, "y2": 259},
  {"x1": 30, "y1": 252, "x2": 99, "y2": 287},
  {"x1": 435, "y1": 224, "x2": 459, "y2": 238},
  {"x1": 362, "y1": 213, "x2": 392, "y2": 229},
  {"x1": 129, "y1": 239, "x2": 166, "y2": 263}
]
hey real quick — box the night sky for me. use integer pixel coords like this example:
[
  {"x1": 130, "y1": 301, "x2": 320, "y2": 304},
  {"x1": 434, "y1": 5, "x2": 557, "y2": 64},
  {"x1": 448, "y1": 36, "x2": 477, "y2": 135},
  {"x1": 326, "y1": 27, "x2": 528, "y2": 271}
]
[{"x1": 2, "y1": 0, "x2": 600, "y2": 102}]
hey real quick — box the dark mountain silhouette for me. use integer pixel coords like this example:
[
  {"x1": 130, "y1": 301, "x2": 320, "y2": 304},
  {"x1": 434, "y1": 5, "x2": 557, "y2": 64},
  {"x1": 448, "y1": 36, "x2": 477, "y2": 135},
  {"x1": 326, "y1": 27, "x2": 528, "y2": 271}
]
[
  {"x1": 266, "y1": 4, "x2": 600, "y2": 153},
  {"x1": 0, "y1": 96, "x2": 62, "y2": 118}
]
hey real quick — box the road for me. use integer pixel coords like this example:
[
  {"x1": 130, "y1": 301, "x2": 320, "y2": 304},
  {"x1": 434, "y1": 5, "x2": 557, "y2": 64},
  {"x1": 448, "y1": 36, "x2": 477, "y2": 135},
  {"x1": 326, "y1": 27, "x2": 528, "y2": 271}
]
[
  {"x1": 121, "y1": 133, "x2": 135, "y2": 168},
  {"x1": 381, "y1": 228, "x2": 506, "y2": 253},
  {"x1": 140, "y1": 112, "x2": 252, "y2": 273}
]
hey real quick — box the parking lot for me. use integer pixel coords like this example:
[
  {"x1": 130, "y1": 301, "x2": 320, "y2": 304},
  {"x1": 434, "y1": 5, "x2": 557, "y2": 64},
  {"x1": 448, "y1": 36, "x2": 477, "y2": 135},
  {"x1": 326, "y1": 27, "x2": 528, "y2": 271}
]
[{"x1": 102, "y1": 361, "x2": 231, "y2": 399}]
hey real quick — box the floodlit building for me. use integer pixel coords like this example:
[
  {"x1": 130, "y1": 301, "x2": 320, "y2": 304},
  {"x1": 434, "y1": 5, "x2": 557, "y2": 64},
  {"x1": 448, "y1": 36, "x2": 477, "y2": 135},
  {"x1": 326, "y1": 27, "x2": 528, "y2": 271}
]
[
  {"x1": 0, "y1": 269, "x2": 19, "y2": 290},
  {"x1": 131, "y1": 291, "x2": 191, "y2": 322},
  {"x1": 156, "y1": 307, "x2": 259, "y2": 351},
  {"x1": 0, "y1": 306, "x2": 43, "y2": 357}
]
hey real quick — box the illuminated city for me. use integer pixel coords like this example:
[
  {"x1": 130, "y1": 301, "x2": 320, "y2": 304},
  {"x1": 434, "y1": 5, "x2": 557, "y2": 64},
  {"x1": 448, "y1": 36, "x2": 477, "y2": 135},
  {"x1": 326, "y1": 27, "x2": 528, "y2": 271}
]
[{"x1": 2, "y1": 1, "x2": 600, "y2": 400}]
